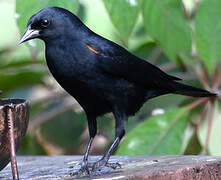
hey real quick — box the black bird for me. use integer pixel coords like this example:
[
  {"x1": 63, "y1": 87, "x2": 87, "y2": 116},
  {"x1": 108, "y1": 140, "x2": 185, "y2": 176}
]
[{"x1": 19, "y1": 7, "x2": 216, "y2": 174}]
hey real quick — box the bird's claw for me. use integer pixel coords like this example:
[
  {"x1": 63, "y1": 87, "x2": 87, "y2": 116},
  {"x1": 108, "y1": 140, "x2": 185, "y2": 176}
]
[
  {"x1": 70, "y1": 160, "x2": 121, "y2": 177},
  {"x1": 92, "y1": 159, "x2": 121, "y2": 172},
  {"x1": 70, "y1": 161, "x2": 91, "y2": 176},
  {"x1": 105, "y1": 162, "x2": 121, "y2": 169}
]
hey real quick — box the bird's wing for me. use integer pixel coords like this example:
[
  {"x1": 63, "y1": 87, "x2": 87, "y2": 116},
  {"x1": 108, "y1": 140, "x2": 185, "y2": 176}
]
[{"x1": 95, "y1": 41, "x2": 181, "y2": 88}]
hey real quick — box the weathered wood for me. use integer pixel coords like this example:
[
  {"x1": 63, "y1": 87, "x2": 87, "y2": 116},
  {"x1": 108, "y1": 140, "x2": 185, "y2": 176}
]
[{"x1": 1, "y1": 155, "x2": 221, "y2": 179}]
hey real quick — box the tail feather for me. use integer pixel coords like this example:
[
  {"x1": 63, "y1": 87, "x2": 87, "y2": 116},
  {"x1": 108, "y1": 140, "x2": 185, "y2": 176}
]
[{"x1": 169, "y1": 81, "x2": 216, "y2": 97}]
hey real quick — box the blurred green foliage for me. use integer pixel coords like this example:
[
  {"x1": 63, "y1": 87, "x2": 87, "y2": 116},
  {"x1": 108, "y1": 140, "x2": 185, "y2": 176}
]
[
  {"x1": 117, "y1": 108, "x2": 188, "y2": 155},
  {"x1": 194, "y1": 0, "x2": 221, "y2": 74},
  {"x1": 143, "y1": 0, "x2": 192, "y2": 61},
  {"x1": 0, "y1": 0, "x2": 220, "y2": 156}
]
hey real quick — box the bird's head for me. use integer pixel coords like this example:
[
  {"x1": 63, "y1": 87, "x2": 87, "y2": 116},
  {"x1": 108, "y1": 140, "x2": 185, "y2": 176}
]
[{"x1": 19, "y1": 7, "x2": 81, "y2": 44}]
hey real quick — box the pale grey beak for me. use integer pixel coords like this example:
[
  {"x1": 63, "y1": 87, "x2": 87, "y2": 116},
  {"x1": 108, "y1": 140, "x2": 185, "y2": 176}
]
[{"x1": 18, "y1": 26, "x2": 40, "y2": 44}]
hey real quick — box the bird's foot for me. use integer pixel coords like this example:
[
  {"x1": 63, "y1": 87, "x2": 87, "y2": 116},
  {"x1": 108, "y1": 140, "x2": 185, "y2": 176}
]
[
  {"x1": 70, "y1": 159, "x2": 121, "y2": 177},
  {"x1": 69, "y1": 160, "x2": 91, "y2": 176},
  {"x1": 91, "y1": 158, "x2": 121, "y2": 173}
]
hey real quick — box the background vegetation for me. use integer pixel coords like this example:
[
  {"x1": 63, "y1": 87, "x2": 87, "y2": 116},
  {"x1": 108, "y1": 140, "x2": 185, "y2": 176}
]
[{"x1": 0, "y1": 0, "x2": 220, "y2": 156}]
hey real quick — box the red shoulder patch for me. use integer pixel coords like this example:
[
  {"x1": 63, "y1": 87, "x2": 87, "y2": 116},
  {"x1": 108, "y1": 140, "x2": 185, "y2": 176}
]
[{"x1": 87, "y1": 45, "x2": 99, "y2": 54}]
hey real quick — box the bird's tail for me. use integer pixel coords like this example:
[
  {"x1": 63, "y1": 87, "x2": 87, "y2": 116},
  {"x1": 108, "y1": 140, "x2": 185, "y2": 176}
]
[{"x1": 169, "y1": 81, "x2": 216, "y2": 97}]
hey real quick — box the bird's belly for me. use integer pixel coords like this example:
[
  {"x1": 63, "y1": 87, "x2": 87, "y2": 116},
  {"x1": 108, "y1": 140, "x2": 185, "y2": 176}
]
[{"x1": 50, "y1": 71, "x2": 113, "y2": 115}]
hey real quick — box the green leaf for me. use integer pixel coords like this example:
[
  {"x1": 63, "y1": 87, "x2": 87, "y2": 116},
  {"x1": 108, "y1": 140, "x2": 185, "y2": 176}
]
[
  {"x1": 142, "y1": 0, "x2": 191, "y2": 61},
  {"x1": 198, "y1": 102, "x2": 221, "y2": 155},
  {"x1": 0, "y1": 59, "x2": 43, "y2": 70},
  {"x1": 102, "y1": 0, "x2": 141, "y2": 45},
  {"x1": 194, "y1": 0, "x2": 221, "y2": 74},
  {"x1": 16, "y1": 0, "x2": 79, "y2": 34},
  {"x1": 116, "y1": 108, "x2": 188, "y2": 155},
  {"x1": 184, "y1": 132, "x2": 202, "y2": 155},
  {"x1": 0, "y1": 68, "x2": 45, "y2": 92},
  {"x1": 132, "y1": 42, "x2": 157, "y2": 59},
  {"x1": 16, "y1": 0, "x2": 79, "y2": 56}
]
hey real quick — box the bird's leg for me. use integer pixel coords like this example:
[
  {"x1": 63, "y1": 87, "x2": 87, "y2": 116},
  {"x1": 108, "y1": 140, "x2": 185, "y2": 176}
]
[
  {"x1": 92, "y1": 110, "x2": 126, "y2": 171},
  {"x1": 78, "y1": 137, "x2": 94, "y2": 174},
  {"x1": 92, "y1": 137, "x2": 122, "y2": 170},
  {"x1": 82, "y1": 137, "x2": 93, "y2": 164},
  {"x1": 72, "y1": 114, "x2": 97, "y2": 175}
]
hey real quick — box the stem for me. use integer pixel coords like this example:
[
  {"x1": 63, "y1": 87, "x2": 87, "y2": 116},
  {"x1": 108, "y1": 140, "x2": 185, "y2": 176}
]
[
  {"x1": 204, "y1": 101, "x2": 215, "y2": 154},
  {"x1": 178, "y1": 98, "x2": 209, "y2": 126},
  {"x1": 189, "y1": 0, "x2": 200, "y2": 19},
  {"x1": 159, "y1": 62, "x2": 176, "y2": 72},
  {"x1": 196, "y1": 101, "x2": 209, "y2": 132},
  {"x1": 30, "y1": 91, "x2": 67, "y2": 105},
  {"x1": 181, "y1": 1, "x2": 189, "y2": 20},
  {"x1": 186, "y1": 98, "x2": 209, "y2": 111},
  {"x1": 149, "y1": 46, "x2": 162, "y2": 64},
  {"x1": 29, "y1": 102, "x2": 80, "y2": 132},
  {"x1": 196, "y1": 65, "x2": 210, "y2": 90},
  {"x1": 212, "y1": 68, "x2": 220, "y2": 90},
  {"x1": 35, "y1": 129, "x2": 58, "y2": 155}
]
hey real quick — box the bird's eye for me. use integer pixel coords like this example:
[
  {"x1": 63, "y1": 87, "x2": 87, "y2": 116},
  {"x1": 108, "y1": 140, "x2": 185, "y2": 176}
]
[{"x1": 40, "y1": 19, "x2": 50, "y2": 27}]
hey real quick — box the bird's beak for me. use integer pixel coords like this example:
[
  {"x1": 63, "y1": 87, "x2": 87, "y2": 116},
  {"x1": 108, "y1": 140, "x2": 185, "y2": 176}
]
[{"x1": 18, "y1": 26, "x2": 40, "y2": 44}]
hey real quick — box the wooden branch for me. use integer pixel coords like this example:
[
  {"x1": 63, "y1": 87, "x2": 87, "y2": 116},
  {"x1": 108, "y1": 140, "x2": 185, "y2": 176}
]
[{"x1": 1, "y1": 156, "x2": 221, "y2": 179}]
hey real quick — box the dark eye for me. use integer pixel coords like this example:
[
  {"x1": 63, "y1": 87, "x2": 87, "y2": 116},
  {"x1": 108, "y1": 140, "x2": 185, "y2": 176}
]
[{"x1": 41, "y1": 19, "x2": 50, "y2": 27}]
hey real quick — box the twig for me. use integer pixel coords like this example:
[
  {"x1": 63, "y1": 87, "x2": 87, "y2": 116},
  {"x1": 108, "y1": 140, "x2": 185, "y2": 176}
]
[
  {"x1": 159, "y1": 62, "x2": 176, "y2": 72},
  {"x1": 202, "y1": 65, "x2": 209, "y2": 84},
  {"x1": 196, "y1": 101, "x2": 209, "y2": 132},
  {"x1": 189, "y1": 0, "x2": 200, "y2": 19},
  {"x1": 174, "y1": 98, "x2": 209, "y2": 125},
  {"x1": 28, "y1": 102, "x2": 81, "y2": 132},
  {"x1": 7, "y1": 105, "x2": 19, "y2": 180},
  {"x1": 175, "y1": 98, "x2": 209, "y2": 129},
  {"x1": 204, "y1": 101, "x2": 215, "y2": 154},
  {"x1": 149, "y1": 46, "x2": 162, "y2": 64},
  {"x1": 212, "y1": 68, "x2": 220, "y2": 90},
  {"x1": 186, "y1": 97, "x2": 209, "y2": 111},
  {"x1": 35, "y1": 129, "x2": 62, "y2": 155},
  {"x1": 181, "y1": 0, "x2": 190, "y2": 20},
  {"x1": 195, "y1": 66, "x2": 210, "y2": 91},
  {"x1": 30, "y1": 91, "x2": 68, "y2": 105}
]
